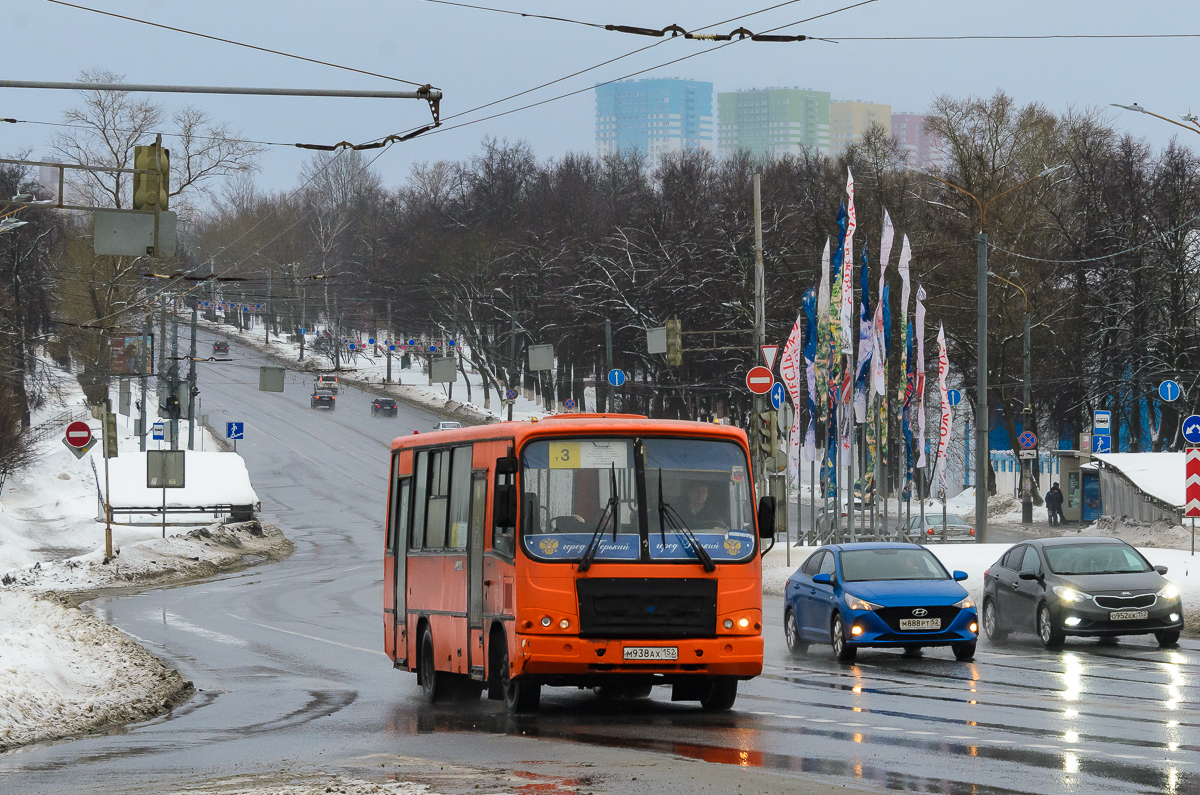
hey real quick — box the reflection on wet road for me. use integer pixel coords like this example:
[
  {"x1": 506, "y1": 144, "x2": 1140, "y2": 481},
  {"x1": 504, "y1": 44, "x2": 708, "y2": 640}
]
[{"x1": 0, "y1": 330, "x2": 1194, "y2": 795}]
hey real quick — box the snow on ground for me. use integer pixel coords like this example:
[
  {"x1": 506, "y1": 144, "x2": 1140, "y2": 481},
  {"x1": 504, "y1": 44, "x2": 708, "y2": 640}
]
[
  {"x1": 104, "y1": 450, "x2": 259, "y2": 513},
  {"x1": 198, "y1": 317, "x2": 586, "y2": 424},
  {"x1": 763, "y1": 540, "x2": 1198, "y2": 634},
  {"x1": 181, "y1": 777, "x2": 455, "y2": 795},
  {"x1": 1094, "y1": 452, "x2": 1185, "y2": 508},
  {"x1": 0, "y1": 590, "x2": 192, "y2": 752}
]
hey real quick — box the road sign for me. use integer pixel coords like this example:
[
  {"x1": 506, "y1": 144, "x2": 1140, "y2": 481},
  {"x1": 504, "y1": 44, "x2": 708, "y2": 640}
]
[
  {"x1": 1018, "y1": 430, "x2": 1037, "y2": 450},
  {"x1": 147, "y1": 450, "x2": 185, "y2": 488},
  {"x1": 1186, "y1": 448, "x2": 1200, "y2": 517},
  {"x1": 746, "y1": 366, "x2": 773, "y2": 395},
  {"x1": 505, "y1": 388, "x2": 518, "y2": 400},
  {"x1": 1018, "y1": 449, "x2": 1038, "y2": 460},
  {"x1": 1093, "y1": 409, "x2": 1111, "y2": 436},
  {"x1": 946, "y1": 389, "x2": 962, "y2": 407},
  {"x1": 564, "y1": 398, "x2": 576, "y2": 410},
  {"x1": 151, "y1": 422, "x2": 165, "y2": 441},
  {"x1": 769, "y1": 382, "x2": 786, "y2": 410},
  {"x1": 1183, "y1": 415, "x2": 1200, "y2": 445},
  {"x1": 368, "y1": 337, "x2": 375, "y2": 345},
  {"x1": 1159, "y1": 380, "x2": 1181, "y2": 402},
  {"x1": 1092, "y1": 435, "x2": 1111, "y2": 454},
  {"x1": 761, "y1": 345, "x2": 779, "y2": 370},
  {"x1": 607, "y1": 369, "x2": 626, "y2": 387},
  {"x1": 61, "y1": 436, "x2": 96, "y2": 459},
  {"x1": 226, "y1": 422, "x2": 244, "y2": 440},
  {"x1": 65, "y1": 420, "x2": 92, "y2": 448}
]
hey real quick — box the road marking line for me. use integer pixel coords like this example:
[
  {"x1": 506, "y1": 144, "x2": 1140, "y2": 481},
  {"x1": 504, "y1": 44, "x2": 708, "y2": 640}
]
[
  {"x1": 807, "y1": 718, "x2": 833, "y2": 722},
  {"x1": 780, "y1": 715, "x2": 806, "y2": 719},
  {"x1": 230, "y1": 615, "x2": 386, "y2": 656},
  {"x1": 1107, "y1": 753, "x2": 1147, "y2": 760},
  {"x1": 1025, "y1": 744, "x2": 1059, "y2": 749},
  {"x1": 749, "y1": 711, "x2": 776, "y2": 716},
  {"x1": 907, "y1": 731, "x2": 938, "y2": 735},
  {"x1": 872, "y1": 727, "x2": 902, "y2": 731}
]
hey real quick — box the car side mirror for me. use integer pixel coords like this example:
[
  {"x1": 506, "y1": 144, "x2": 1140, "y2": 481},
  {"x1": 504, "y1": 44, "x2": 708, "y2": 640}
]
[
  {"x1": 811, "y1": 572, "x2": 833, "y2": 586},
  {"x1": 756, "y1": 496, "x2": 776, "y2": 538},
  {"x1": 953, "y1": 570, "x2": 968, "y2": 582},
  {"x1": 1154, "y1": 565, "x2": 1168, "y2": 575},
  {"x1": 1018, "y1": 571, "x2": 1039, "y2": 581}
]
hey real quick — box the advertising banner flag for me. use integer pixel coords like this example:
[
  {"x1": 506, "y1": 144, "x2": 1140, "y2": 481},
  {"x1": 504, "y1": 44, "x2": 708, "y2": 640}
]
[
  {"x1": 854, "y1": 246, "x2": 873, "y2": 424},
  {"x1": 840, "y1": 170, "x2": 857, "y2": 355},
  {"x1": 780, "y1": 306, "x2": 805, "y2": 481},
  {"x1": 915, "y1": 285, "x2": 928, "y2": 470},
  {"x1": 936, "y1": 321, "x2": 951, "y2": 489},
  {"x1": 896, "y1": 235, "x2": 912, "y2": 405},
  {"x1": 902, "y1": 321, "x2": 915, "y2": 499},
  {"x1": 816, "y1": 239, "x2": 832, "y2": 422},
  {"x1": 802, "y1": 288, "x2": 819, "y2": 463}
]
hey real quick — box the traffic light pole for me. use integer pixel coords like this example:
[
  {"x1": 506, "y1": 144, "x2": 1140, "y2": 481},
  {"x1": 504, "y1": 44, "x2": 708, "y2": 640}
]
[
  {"x1": 386, "y1": 300, "x2": 393, "y2": 384},
  {"x1": 187, "y1": 306, "x2": 198, "y2": 450},
  {"x1": 752, "y1": 174, "x2": 767, "y2": 503},
  {"x1": 139, "y1": 313, "x2": 149, "y2": 452},
  {"x1": 170, "y1": 306, "x2": 179, "y2": 450}
]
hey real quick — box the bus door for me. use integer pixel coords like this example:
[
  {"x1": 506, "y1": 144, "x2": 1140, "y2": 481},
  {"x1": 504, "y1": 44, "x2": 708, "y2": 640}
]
[
  {"x1": 467, "y1": 471, "x2": 488, "y2": 680},
  {"x1": 390, "y1": 462, "x2": 412, "y2": 668}
]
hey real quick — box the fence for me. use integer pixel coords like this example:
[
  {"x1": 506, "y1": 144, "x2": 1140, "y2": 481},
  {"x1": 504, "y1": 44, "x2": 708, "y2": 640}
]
[{"x1": 28, "y1": 406, "x2": 89, "y2": 445}]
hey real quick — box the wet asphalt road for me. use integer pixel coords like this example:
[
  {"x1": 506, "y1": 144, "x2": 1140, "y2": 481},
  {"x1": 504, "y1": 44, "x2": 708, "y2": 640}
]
[{"x1": 1, "y1": 331, "x2": 1196, "y2": 795}]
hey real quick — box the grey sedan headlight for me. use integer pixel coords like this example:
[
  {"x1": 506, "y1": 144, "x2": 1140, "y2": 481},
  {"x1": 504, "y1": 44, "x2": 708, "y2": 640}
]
[
  {"x1": 1158, "y1": 583, "x2": 1180, "y2": 601},
  {"x1": 1052, "y1": 585, "x2": 1092, "y2": 604}
]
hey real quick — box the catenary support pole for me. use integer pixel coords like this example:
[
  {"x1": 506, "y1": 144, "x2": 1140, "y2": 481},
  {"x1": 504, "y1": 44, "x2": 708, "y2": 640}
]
[
  {"x1": 170, "y1": 307, "x2": 179, "y2": 450},
  {"x1": 604, "y1": 318, "x2": 613, "y2": 414},
  {"x1": 1022, "y1": 309, "x2": 1033, "y2": 524},
  {"x1": 139, "y1": 313, "x2": 150, "y2": 452},
  {"x1": 187, "y1": 306, "x2": 197, "y2": 450},
  {"x1": 752, "y1": 173, "x2": 766, "y2": 503},
  {"x1": 976, "y1": 232, "x2": 989, "y2": 542},
  {"x1": 386, "y1": 300, "x2": 393, "y2": 384}
]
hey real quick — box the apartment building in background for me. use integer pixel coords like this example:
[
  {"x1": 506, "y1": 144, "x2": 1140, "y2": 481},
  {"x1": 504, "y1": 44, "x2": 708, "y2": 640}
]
[
  {"x1": 891, "y1": 112, "x2": 944, "y2": 168},
  {"x1": 716, "y1": 88, "x2": 831, "y2": 158},
  {"x1": 829, "y1": 100, "x2": 892, "y2": 158},
  {"x1": 595, "y1": 78, "x2": 713, "y2": 171}
]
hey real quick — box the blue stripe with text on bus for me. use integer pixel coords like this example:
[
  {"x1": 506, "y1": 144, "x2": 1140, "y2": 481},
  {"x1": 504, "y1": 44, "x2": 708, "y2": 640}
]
[{"x1": 524, "y1": 530, "x2": 756, "y2": 561}]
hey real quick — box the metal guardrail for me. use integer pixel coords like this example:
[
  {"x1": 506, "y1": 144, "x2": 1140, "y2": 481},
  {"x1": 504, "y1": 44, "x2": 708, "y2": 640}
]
[{"x1": 28, "y1": 407, "x2": 89, "y2": 445}]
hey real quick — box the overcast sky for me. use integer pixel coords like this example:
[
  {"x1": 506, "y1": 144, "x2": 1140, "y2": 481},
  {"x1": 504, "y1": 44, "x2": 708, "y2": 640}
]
[{"x1": 4, "y1": 0, "x2": 1199, "y2": 195}]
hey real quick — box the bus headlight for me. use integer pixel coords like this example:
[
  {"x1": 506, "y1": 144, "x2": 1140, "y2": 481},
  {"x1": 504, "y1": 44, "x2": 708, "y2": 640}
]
[{"x1": 559, "y1": 618, "x2": 570, "y2": 629}]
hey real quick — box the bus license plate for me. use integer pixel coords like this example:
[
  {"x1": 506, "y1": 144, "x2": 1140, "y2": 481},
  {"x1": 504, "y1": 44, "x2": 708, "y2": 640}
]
[
  {"x1": 623, "y1": 646, "x2": 678, "y2": 661},
  {"x1": 899, "y1": 618, "x2": 941, "y2": 631},
  {"x1": 1110, "y1": 610, "x2": 1148, "y2": 621}
]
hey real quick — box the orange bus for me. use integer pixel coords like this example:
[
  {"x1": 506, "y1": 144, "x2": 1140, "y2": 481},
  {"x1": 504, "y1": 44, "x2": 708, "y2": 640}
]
[{"x1": 383, "y1": 414, "x2": 774, "y2": 713}]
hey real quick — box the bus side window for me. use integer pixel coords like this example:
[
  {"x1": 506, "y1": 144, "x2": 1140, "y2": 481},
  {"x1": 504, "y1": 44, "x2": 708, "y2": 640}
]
[
  {"x1": 470, "y1": 472, "x2": 487, "y2": 547},
  {"x1": 394, "y1": 478, "x2": 411, "y2": 555},
  {"x1": 493, "y1": 471, "x2": 516, "y2": 557},
  {"x1": 425, "y1": 450, "x2": 450, "y2": 549},
  {"x1": 447, "y1": 446, "x2": 472, "y2": 550},
  {"x1": 385, "y1": 454, "x2": 399, "y2": 551},
  {"x1": 410, "y1": 450, "x2": 429, "y2": 551}
]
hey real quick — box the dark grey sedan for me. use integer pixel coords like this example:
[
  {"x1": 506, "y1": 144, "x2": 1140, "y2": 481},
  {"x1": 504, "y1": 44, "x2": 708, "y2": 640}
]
[{"x1": 982, "y1": 537, "x2": 1183, "y2": 647}]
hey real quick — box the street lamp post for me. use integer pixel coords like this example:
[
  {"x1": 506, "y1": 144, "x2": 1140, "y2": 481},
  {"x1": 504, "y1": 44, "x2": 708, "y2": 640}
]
[
  {"x1": 912, "y1": 165, "x2": 1063, "y2": 542},
  {"x1": 991, "y1": 271, "x2": 1033, "y2": 523}
]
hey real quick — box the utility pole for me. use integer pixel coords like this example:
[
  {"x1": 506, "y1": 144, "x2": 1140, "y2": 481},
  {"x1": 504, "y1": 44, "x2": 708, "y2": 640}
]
[
  {"x1": 170, "y1": 307, "x2": 180, "y2": 450},
  {"x1": 508, "y1": 306, "x2": 517, "y2": 421},
  {"x1": 1021, "y1": 308, "x2": 1033, "y2": 523},
  {"x1": 333, "y1": 297, "x2": 341, "y2": 372},
  {"x1": 265, "y1": 270, "x2": 272, "y2": 345},
  {"x1": 139, "y1": 313, "x2": 150, "y2": 452},
  {"x1": 752, "y1": 173, "x2": 766, "y2": 501},
  {"x1": 187, "y1": 306, "x2": 198, "y2": 450},
  {"x1": 299, "y1": 287, "x2": 306, "y2": 362},
  {"x1": 604, "y1": 319, "x2": 613, "y2": 414},
  {"x1": 386, "y1": 300, "x2": 393, "y2": 384},
  {"x1": 157, "y1": 292, "x2": 167, "y2": 408},
  {"x1": 976, "y1": 232, "x2": 989, "y2": 542}
]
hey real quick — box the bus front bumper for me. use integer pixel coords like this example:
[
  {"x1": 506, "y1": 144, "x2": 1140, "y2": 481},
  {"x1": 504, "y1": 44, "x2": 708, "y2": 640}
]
[{"x1": 516, "y1": 634, "x2": 763, "y2": 678}]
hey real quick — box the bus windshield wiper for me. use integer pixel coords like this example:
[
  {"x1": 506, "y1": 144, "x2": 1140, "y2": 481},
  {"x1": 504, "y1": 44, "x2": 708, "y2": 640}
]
[
  {"x1": 578, "y1": 463, "x2": 619, "y2": 572},
  {"x1": 656, "y1": 469, "x2": 716, "y2": 572}
]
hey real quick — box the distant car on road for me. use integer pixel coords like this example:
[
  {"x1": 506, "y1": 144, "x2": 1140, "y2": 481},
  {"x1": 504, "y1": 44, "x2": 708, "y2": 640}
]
[
  {"x1": 372, "y1": 397, "x2": 398, "y2": 417},
  {"x1": 212, "y1": 341, "x2": 229, "y2": 355},
  {"x1": 311, "y1": 388, "x2": 336, "y2": 410},
  {"x1": 315, "y1": 374, "x2": 339, "y2": 394},
  {"x1": 432, "y1": 421, "x2": 462, "y2": 431},
  {"x1": 785, "y1": 542, "x2": 978, "y2": 663},
  {"x1": 982, "y1": 537, "x2": 1183, "y2": 648},
  {"x1": 904, "y1": 513, "x2": 975, "y2": 542}
]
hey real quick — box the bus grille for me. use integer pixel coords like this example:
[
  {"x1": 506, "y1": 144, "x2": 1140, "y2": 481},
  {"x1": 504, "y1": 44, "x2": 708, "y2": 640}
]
[{"x1": 576, "y1": 578, "x2": 717, "y2": 639}]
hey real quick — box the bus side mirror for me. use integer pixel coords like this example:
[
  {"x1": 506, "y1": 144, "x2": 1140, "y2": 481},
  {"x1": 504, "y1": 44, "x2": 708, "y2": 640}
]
[
  {"x1": 757, "y1": 496, "x2": 776, "y2": 538},
  {"x1": 496, "y1": 455, "x2": 518, "y2": 475}
]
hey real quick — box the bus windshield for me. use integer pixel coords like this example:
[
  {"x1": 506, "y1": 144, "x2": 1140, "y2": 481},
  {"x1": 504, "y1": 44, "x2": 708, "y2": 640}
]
[{"x1": 520, "y1": 436, "x2": 755, "y2": 564}]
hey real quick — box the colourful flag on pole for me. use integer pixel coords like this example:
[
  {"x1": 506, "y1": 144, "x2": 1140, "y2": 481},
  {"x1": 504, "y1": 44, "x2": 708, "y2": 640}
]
[
  {"x1": 802, "y1": 288, "x2": 818, "y2": 463},
  {"x1": 815, "y1": 239, "x2": 831, "y2": 423},
  {"x1": 854, "y1": 246, "x2": 873, "y2": 424},
  {"x1": 896, "y1": 235, "x2": 912, "y2": 406},
  {"x1": 840, "y1": 170, "x2": 856, "y2": 355},
  {"x1": 780, "y1": 306, "x2": 805, "y2": 483},
  {"x1": 936, "y1": 321, "x2": 951, "y2": 490},
  {"x1": 902, "y1": 320, "x2": 915, "y2": 500},
  {"x1": 915, "y1": 285, "x2": 928, "y2": 470}
]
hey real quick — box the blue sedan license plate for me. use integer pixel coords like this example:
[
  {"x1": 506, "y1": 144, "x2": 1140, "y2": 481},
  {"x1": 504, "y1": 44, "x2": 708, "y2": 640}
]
[
  {"x1": 899, "y1": 618, "x2": 941, "y2": 630},
  {"x1": 1110, "y1": 610, "x2": 1148, "y2": 620}
]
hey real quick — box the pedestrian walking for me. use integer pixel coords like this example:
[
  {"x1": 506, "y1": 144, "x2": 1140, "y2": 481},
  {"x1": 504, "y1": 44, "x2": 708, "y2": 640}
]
[{"x1": 1045, "y1": 482, "x2": 1064, "y2": 526}]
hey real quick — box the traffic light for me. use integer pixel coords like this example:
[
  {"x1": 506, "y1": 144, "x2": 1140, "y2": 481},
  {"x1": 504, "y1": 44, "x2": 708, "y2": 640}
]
[
  {"x1": 163, "y1": 391, "x2": 181, "y2": 420},
  {"x1": 753, "y1": 410, "x2": 778, "y2": 461},
  {"x1": 103, "y1": 412, "x2": 118, "y2": 459},
  {"x1": 665, "y1": 318, "x2": 682, "y2": 366},
  {"x1": 132, "y1": 143, "x2": 170, "y2": 211}
]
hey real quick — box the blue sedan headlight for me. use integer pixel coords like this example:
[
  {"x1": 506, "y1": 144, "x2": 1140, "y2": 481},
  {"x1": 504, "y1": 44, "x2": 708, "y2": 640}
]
[
  {"x1": 846, "y1": 594, "x2": 884, "y2": 611},
  {"x1": 954, "y1": 597, "x2": 975, "y2": 609}
]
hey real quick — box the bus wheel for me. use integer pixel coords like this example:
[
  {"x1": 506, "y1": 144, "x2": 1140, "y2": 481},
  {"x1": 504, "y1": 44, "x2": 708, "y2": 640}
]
[
  {"x1": 699, "y1": 677, "x2": 738, "y2": 711},
  {"x1": 420, "y1": 628, "x2": 449, "y2": 703},
  {"x1": 501, "y1": 647, "x2": 540, "y2": 714}
]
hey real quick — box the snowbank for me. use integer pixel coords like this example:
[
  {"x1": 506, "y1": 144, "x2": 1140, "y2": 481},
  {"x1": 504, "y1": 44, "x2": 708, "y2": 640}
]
[
  {"x1": 184, "y1": 778, "x2": 443, "y2": 794},
  {"x1": 763, "y1": 540, "x2": 1198, "y2": 634},
  {"x1": 1094, "y1": 452, "x2": 1184, "y2": 508},
  {"x1": 0, "y1": 590, "x2": 193, "y2": 751}
]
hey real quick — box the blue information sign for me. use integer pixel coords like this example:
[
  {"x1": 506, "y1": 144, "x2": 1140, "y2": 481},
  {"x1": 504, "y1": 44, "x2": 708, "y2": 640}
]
[
  {"x1": 769, "y1": 382, "x2": 786, "y2": 410},
  {"x1": 1092, "y1": 435, "x2": 1111, "y2": 454},
  {"x1": 226, "y1": 422, "x2": 244, "y2": 440},
  {"x1": 946, "y1": 388, "x2": 962, "y2": 407},
  {"x1": 151, "y1": 422, "x2": 165, "y2": 441},
  {"x1": 1159, "y1": 380, "x2": 1181, "y2": 402},
  {"x1": 1183, "y1": 415, "x2": 1200, "y2": 445},
  {"x1": 608, "y1": 369, "x2": 626, "y2": 387}
]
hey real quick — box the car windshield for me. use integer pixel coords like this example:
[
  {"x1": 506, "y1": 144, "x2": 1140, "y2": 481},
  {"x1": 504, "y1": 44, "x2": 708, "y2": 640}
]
[
  {"x1": 914, "y1": 514, "x2": 969, "y2": 527},
  {"x1": 1043, "y1": 544, "x2": 1151, "y2": 575},
  {"x1": 520, "y1": 436, "x2": 754, "y2": 564},
  {"x1": 840, "y1": 548, "x2": 949, "y2": 582}
]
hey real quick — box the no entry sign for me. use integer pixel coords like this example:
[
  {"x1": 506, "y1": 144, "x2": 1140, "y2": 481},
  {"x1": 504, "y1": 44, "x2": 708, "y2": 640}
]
[
  {"x1": 65, "y1": 421, "x2": 92, "y2": 448},
  {"x1": 746, "y1": 366, "x2": 773, "y2": 395}
]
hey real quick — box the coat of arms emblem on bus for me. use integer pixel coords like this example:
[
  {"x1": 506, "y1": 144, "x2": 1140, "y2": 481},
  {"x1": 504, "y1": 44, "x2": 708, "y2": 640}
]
[
  {"x1": 539, "y1": 538, "x2": 559, "y2": 555},
  {"x1": 723, "y1": 538, "x2": 741, "y2": 555}
]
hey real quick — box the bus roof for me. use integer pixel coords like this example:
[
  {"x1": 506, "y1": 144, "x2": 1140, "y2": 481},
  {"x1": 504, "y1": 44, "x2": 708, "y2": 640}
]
[{"x1": 390, "y1": 414, "x2": 748, "y2": 452}]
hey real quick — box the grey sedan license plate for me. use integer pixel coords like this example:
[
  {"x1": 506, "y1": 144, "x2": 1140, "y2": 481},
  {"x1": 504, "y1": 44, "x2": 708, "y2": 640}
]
[
  {"x1": 623, "y1": 646, "x2": 678, "y2": 661},
  {"x1": 899, "y1": 618, "x2": 941, "y2": 630},
  {"x1": 1110, "y1": 610, "x2": 1148, "y2": 621}
]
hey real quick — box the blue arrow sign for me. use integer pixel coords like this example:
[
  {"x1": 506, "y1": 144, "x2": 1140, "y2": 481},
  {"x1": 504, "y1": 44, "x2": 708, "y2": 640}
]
[
  {"x1": 769, "y1": 382, "x2": 786, "y2": 410},
  {"x1": 1092, "y1": 435, "x2": 1111, "y2": 454},
  {"x1": 151, "y1": 422, "x2": 165, "y2": 441},
  {"x1": 1159, "y1": 380, "x2": 1181, "y2": 402},
  {"x1": 408, "y1": 339, "x2": 416, "y2": 346},
  {"x1": 299, "y1": 327, "x2": 306, "y2": 334},
  {"x1": 448, "y1": 340, "x2": 456, "y2": 347},
  {"x1": 389, "y1": 344, "x2": 396, "y2": 351},
  {"x1": 946, "y1": 388, "x2": 962, "y2": 407},
  {"x1": 348, "y1": 343, "x2": 356, "y2": 350},
  {"x1": 608, "y1": 369, "x2": 626, "y2": 387},
  {"x1": 226, "y1": 422, "x2": 244, "y2": 440},
  {"x1": 368, "y1": 337, "x2": 375, "y2": 345},
  {"x1": 1183, "y1": 415, "x2": 1200, "y2": 445}
]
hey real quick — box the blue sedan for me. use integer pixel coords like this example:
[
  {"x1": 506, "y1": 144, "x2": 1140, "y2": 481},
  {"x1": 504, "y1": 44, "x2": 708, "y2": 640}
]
[{"x1": 784, "y1": 543, "x2": 979, "y2": 662}]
